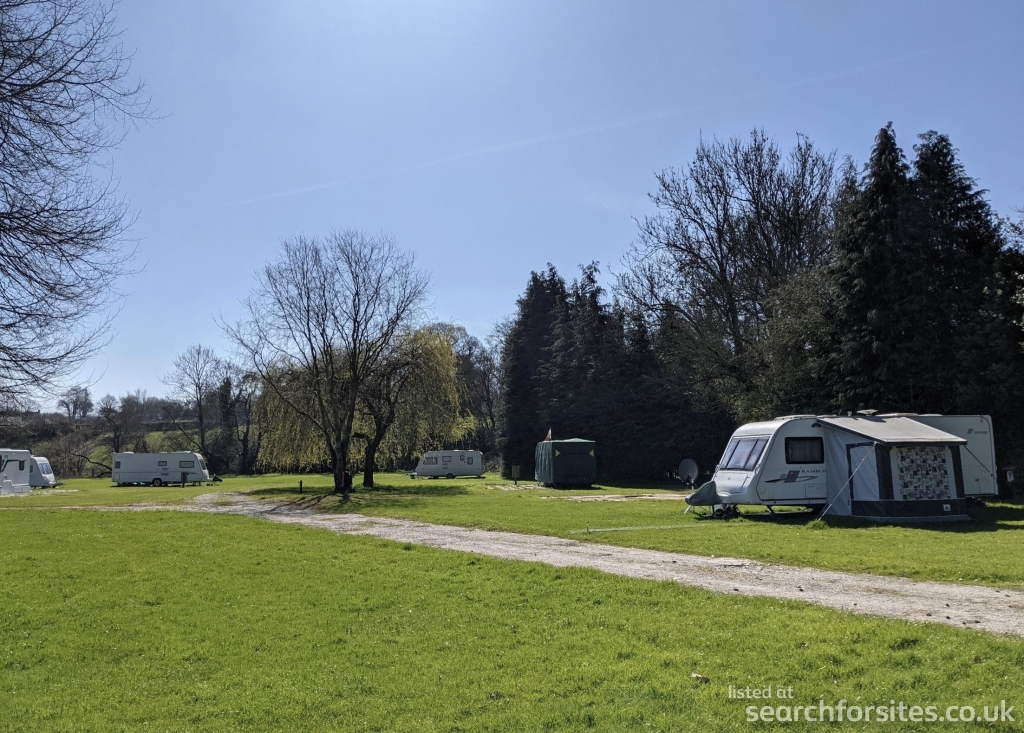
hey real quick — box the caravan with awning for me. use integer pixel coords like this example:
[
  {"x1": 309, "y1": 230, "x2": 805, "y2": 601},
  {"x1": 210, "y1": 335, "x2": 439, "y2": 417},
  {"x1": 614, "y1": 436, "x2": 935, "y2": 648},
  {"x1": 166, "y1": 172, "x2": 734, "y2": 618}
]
[{"x1": 687, "y1": 414, "x2": 995, "y2": 522}]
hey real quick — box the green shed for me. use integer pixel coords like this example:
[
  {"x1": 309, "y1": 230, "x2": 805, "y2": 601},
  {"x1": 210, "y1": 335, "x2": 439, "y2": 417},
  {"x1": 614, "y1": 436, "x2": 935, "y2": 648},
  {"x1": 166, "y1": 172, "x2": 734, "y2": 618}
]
[{"x1": 535, "y1": 439, "x2": 597, "y2": 487}]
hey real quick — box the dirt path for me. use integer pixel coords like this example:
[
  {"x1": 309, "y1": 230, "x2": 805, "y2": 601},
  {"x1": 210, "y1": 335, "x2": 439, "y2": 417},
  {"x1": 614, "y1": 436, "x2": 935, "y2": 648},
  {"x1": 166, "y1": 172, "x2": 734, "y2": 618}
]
[{"x1": 121, "y1": 494, "x2": 1024, "y2": 636}]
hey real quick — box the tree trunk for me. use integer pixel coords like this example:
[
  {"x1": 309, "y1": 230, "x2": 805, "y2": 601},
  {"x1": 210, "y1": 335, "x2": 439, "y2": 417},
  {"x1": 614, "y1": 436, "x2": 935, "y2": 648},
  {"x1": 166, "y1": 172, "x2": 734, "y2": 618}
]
[
  {"x1": 362, "y1": 435, "x2": 384, "y2": 488},
  {"x1": 333, "y1": 438, "x2": 350, "y2": 496},
  {"x1": 239, "y1": 416, "x2": 252, "y2": 474}
]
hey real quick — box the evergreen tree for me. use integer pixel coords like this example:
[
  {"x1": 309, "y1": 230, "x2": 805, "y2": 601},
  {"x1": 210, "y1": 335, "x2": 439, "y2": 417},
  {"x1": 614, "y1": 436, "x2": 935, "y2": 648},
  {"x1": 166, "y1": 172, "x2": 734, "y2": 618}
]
[
  {"x1": 908, "y1": 132, "x2": 1022, "y2": 412},
  {"x1": 498, "y1": 266, "x2": 567, "y2": 477},
  {"x1": 829, "y1": 125, "x2": 1024, "y2": 478},
  {"x1": 829, "y1": 123, "x2": 919, "y2": 410},
  {"x1": 500, "y1": 263, "x2": 734, "y2": 481}
]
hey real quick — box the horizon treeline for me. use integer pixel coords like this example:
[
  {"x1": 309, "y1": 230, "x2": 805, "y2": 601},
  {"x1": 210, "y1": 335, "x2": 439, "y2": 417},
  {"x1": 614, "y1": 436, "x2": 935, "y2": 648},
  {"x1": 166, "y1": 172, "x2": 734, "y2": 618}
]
[
  {"x1": 498, "y1": 125, "x2": 1024, "y2": 482},
  {"x1": 6, "y1": 124, "x2": 1024, "y2": 489},
  {"x1": 3, "y1": 323, "x2": 499, "y2": 482}
]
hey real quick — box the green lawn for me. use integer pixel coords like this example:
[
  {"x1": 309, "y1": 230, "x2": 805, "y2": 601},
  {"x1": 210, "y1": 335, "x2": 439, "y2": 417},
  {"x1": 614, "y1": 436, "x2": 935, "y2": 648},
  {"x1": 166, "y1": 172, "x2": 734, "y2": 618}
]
[
  {"x1": 7, "y1": 473, "x2": 1024, "y2": 588},
  {"x1": 2, "y1": 509, "x2": 1022, "y2": 732},
  {"x1": 250, "y1": 474, "x2": 1024, "y2": 590}
]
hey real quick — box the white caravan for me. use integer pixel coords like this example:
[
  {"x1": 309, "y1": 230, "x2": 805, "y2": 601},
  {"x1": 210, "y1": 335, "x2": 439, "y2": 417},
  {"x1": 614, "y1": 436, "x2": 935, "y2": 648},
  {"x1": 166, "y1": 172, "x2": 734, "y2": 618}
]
[
  {"x1": 689, "y1": 414, "x2": 997, "y2": 521},
  {"x1": 29, "y1": 456, "x2": 57, "y2": 487},
  {"x1": 0, "y1": 448, "x2": 32, "y2": 495},
  {"x1": 112, "y1": 452, "x2": 210, "y2": 486},
  {"x1": 706, "y1": 416, "x2": 830, "y2": 508},
  {"x1": 411, "y1": 450, "x2": 484, "y2": 479}
]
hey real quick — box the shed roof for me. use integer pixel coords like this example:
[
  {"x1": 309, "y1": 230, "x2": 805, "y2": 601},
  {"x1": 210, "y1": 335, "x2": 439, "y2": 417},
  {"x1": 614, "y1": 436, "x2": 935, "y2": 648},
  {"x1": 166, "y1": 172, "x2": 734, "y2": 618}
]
[{"x1": 819, "y1": 416, "x2": 965, "y2": 445}]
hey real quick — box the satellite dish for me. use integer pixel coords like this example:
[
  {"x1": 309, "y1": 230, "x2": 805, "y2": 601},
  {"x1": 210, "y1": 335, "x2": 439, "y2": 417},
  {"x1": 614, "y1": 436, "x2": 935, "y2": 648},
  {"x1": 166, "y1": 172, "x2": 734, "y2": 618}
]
[{"x1": 678, "y1": 458, "x2": 699, "y2": 485}]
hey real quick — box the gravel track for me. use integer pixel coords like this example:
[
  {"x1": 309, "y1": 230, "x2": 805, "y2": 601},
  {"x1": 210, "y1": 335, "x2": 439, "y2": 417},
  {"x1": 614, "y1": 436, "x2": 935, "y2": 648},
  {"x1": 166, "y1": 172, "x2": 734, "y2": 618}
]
[{"x1": 91, "y1": 493, "x2": 1024, "y2": 637}]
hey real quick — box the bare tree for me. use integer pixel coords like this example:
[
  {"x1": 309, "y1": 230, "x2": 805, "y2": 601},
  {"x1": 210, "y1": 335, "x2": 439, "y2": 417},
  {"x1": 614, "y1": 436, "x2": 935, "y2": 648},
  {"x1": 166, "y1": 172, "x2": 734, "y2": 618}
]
[
  {"x1": 50, "y1": 429, "x2": 91, "y2": 477},
  {"x1": 57, "y1": 386, "x2": 94, "y2": 419},
  {"x1": 231, "y1": 368, "x2": 264, "y2": 475},
  {"x1": 226, "y1": 230, "x2": 429, "y2": 495},
  {"x1": 617, "y1": 129, "x2": 836, "y2": 400},
  {"x1": 97, "y1": 394, "x2": 126, "y2": 452},
  {"x1": 164, "y1": 344, "x2": 221, "y2": 460},
  {"x1": 97, "y1": 391, "x2": 145, "y2": 454},
  {"x1": 0, "y1": 0, "x2": 149, "y2": 404}
]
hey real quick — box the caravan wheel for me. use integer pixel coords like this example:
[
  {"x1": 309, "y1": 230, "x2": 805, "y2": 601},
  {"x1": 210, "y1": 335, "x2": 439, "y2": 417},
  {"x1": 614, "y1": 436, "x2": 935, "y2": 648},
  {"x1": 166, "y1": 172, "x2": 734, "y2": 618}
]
[
  {"x1": 446, "y1": 473, "x2": 454, "y2": 480},
  {"x1": 151, "y1": 478, "x2": 163, "y2": 487}
]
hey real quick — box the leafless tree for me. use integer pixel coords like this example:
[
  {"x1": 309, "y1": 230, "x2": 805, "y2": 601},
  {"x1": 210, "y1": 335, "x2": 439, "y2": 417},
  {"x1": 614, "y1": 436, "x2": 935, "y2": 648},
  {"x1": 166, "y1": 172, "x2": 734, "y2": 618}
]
[
  {"x1": 164, "y1": 344, "x2": 221, "y2": 459},
  {"x1": 617, "y1": 129, "x2": 837, "y2": 393},
  {"x1": 49, "y1": 429, "x2": 91, "y2": 477},
  {"x1": 97, "y1": 391, "x2": 145, "y2": 454},
  {"x1": 0, "y1": 0, "x2": 149, "y2": 404},
  {"x1": 230, "y1": 368, "x2": 264, "y2": 475},
  {"x1": 226, "y1": 230, "x2": 430, "y2": 495},
  {"x1": 57, "y1": 386, "x2": 93, "y2": 419}
]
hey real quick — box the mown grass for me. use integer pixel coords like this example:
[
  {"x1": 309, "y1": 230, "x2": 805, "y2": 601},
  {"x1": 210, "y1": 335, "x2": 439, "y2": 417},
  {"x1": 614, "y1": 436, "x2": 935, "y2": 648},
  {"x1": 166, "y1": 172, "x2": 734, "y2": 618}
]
[
  {"x1": 2, "y1": 509, "x2": 1022, "y2": 732},
  {"x1": 7, "y1": 473, "x2": 1024, "y2": 588},
  {"x1": 246, "y1": 473, "x2": 1024, "y2": 590}
]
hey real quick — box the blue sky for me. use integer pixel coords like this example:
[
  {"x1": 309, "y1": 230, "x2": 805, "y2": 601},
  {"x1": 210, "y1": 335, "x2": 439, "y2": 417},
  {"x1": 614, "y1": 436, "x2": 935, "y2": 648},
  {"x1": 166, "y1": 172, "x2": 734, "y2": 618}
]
[{"x1": 78, "y1": 0, "x2": 1024, "y2": 402}]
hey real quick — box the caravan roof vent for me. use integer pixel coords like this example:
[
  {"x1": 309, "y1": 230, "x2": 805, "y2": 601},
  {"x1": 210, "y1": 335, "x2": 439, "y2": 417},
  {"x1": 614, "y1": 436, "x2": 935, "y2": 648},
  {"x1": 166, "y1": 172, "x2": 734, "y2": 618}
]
[
  {"x1": 856, "y1": 409, "x2": 878, "y2": 416},
  {"x1": 774, "y1": 414, "x2": 816, "y2": 421}
]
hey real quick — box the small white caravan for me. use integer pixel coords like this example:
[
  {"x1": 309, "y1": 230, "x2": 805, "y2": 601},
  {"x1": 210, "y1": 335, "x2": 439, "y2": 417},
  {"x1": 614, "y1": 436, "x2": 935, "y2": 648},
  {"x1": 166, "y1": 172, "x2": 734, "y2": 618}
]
[
  {"x1": 29, "y1": 456, "x2": 56, "y2": 487},
  {"x1": 0, "y1": 448, "x2": 32, "y2": 495},
  {"x1": 688, "y1": 414, "x2": 996, "y2": 522},
  {"x1": 112, "y1": 452, "x2": 210, "y2": 486},
  {"x1": 411, "y1": 450, "x2": 484, "y2": 479}
]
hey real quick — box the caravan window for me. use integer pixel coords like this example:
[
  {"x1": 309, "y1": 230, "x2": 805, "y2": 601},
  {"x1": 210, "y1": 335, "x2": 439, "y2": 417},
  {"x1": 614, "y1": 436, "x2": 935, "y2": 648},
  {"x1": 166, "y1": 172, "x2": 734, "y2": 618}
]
[
  {"x1": 423, "y1": 457, "x2": 438, "y2": 465},
  {"x1": 39, "y1": 462, "x2": 51, "y2": 473},
  {"x1": 179, "y1": 460, "x2": 195, "y2": 468},
  {"x1": 721, "y1": 438, "x2": 768, "y2": 471},
  {"x1": 786, "y1": 437, "x2": 824, "y2": 464},
  {"x1": 114, "y1": 461, "x2": 121, "y2": 469},
  {"x1": 467, "y1": 456, "x2": 473, "y2": 465},
  {"x1": 158, "y1": 461, "x2": 168, "y2": 467},
  {"x1": 442, "y1": 456, "x2": 452, "y2": 463}
]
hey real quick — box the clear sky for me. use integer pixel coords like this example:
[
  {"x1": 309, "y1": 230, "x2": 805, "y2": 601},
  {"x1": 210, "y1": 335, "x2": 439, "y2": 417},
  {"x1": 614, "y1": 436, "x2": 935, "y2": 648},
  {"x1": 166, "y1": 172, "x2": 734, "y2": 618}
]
[{"x1": 76, "y1": 0, "x2": 1024, "y2": 403}]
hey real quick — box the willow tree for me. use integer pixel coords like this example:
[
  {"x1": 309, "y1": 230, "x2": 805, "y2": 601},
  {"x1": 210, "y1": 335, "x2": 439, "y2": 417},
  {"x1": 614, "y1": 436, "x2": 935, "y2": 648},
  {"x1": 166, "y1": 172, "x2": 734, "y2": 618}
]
[
  {"x1": 356, "y1": 325, "x2": 465, "y2": 486},
  {"x1": 254, "y1": 368, "x2": 331, "y2": 472},
  {"x1": 227, "y1": 231, "x2": 429, "y2": 495}
]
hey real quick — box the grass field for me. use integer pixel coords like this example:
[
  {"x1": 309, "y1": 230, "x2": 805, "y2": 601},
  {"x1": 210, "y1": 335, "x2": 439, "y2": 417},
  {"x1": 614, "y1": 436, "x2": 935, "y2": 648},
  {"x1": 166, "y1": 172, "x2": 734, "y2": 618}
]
[
  {"x1": 6, "y1": 473, "x2": 1024, "y2": 589},
  {"x1": 2, "y1": 508, "x2": 1023, "y2": 732}
]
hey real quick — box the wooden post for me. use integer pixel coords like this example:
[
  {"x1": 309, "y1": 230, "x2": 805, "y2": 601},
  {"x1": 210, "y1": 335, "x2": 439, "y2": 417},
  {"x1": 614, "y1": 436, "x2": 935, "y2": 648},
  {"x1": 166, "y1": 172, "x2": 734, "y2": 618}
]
[
  {"x1": 511, "y1": 465, "x2": 520, "y2": 486},
  {"x1": 299, "y1": 479, "x2": 303, "y2": 494}
]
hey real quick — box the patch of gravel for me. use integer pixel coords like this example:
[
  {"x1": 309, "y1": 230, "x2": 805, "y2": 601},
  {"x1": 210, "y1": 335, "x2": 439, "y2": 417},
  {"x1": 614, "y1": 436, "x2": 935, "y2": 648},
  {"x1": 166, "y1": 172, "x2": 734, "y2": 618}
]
[{"x1": 101, "y1": 493, "x2": 1024, "y2": 637}]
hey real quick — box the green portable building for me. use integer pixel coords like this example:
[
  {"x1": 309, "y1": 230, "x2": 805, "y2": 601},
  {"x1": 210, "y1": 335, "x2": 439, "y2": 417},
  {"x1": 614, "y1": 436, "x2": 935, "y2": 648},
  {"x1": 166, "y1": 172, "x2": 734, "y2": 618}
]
[{"x1": 534, "y1": 439, "x2": 597, "y2": 487}]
